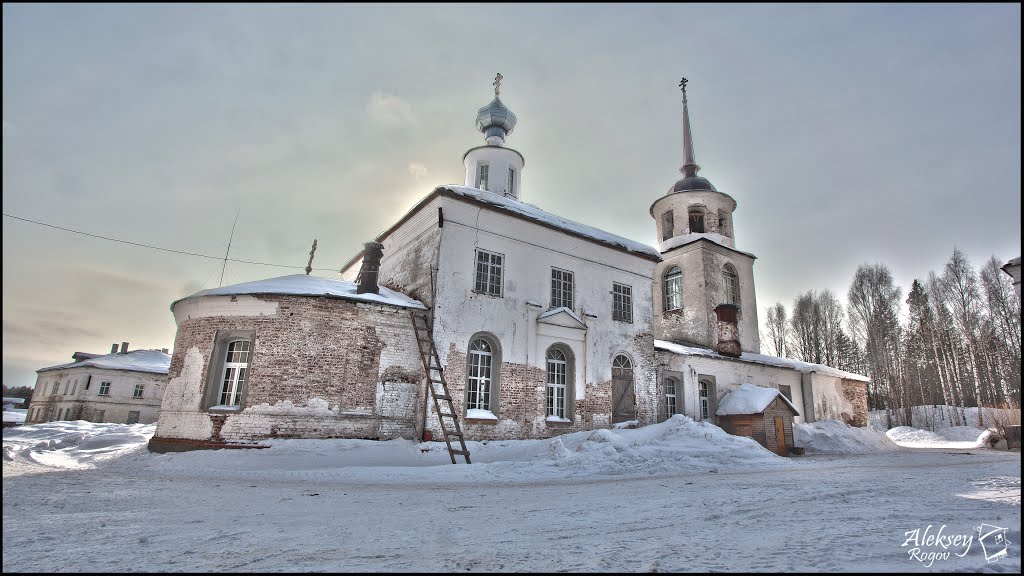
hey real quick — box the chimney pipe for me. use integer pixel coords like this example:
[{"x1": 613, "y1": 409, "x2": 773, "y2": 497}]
[
  {"x1": 161, "y1": 348, "x2": 169, "y2": 354},
  {"x1": 714, "y1": 304, "x2": 741, "y2": 358},
  {"x1": 120, "y1": 342, "x2": 129, "y2": 354},
  {"x1": 111, "y1": 343, "x2": 119, "y2": 354},
  {"x1": 356, "y1": 241, "x2": 384, "y2": 295}
]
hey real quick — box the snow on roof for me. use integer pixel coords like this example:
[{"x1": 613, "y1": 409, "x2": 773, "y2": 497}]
[
  {"x1": 3, "y1": 397, "x2": 26, "y2": 405},
  {"x1": 173, "y1": 274, "x2": 426, "y2": 310},
  {"x1": 442, "y1": 186, "x2": 661, "y2": 260},
  {"x1": 655, "y1": 340, "x2": 870, "y2": 382},
  {"x1": 38, "y1": 349, "x2": 171, "y2": 375},
  {"x1": 660, "y1": 234, "x2": 757, "y2": 259},
  {"x1": 716, "y1": 383, "x2": 799, "y2": 416}
]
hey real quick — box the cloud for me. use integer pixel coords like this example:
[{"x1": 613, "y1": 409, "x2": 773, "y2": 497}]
[
  {"x1": 408, "y1": 162, "x2": 429, "y2": 180},
  {"x1": 365, "y1": 91, "x2": 414, "y2": 127}
]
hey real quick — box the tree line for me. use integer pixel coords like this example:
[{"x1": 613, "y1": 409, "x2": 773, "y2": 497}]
[{"x1": 762, "y1": 247, "x2": 1020, "y2": 429}]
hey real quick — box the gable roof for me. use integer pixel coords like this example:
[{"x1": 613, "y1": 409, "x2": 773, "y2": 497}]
[
  {"x1": 37, "y1": 349, "x2": 171, "y2": 375},
  {"x1": 171, "y1": 274, "x2": 426, "y2": 311},
  {"x1": 342, "y1": 186, "x2": 661, "y2": 272},
  {"x1": 537, "y1": 306, "x2": 587, "y2": 329},
  {"x1": 655, "y1": 339, "x2": 870, "y2": 382},
  {"x1": 716, "y1": 383, "x2": 800, "y2": 416}
]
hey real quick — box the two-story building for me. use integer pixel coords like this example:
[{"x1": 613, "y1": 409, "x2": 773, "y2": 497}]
[{"x1": 27, "y1": 343, "x2": 171, "y2": 425}]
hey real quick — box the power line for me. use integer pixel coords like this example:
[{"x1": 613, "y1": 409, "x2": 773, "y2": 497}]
[{"x1": 3, "y1": 212, "x2": 339, "y2": 272}]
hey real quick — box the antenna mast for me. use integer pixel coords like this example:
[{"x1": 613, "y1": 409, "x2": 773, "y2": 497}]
[{"x1": 219, "y1": 209, "x2": 240, "y2": 287}]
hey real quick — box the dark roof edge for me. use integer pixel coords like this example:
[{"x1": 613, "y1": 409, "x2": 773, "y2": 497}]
[{"x1": 661, "y1": 236, "x2": 757, "y2": 260}]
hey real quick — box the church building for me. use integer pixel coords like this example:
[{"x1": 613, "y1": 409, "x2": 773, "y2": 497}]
[{"x1": 148, "y1": 76, "x2": 868, "y2": 452}]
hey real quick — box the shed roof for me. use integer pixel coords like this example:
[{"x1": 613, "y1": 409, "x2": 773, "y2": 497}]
[
  {"x1": 655, "y1": 340, "x2": 870, "y2": 382},
  {"x1": 172, "y1": 274, "x2": 426, "y2": 311}
]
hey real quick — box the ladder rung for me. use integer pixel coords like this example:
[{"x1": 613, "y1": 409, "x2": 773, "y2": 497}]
[
  {"x1": 450, "y1": 449, "x2": 470, "y2": 456},
  {"x1": 433, "y1": 394, "x2": 451, "y2": 401},
  {"x1": 445, "y1": 431, "x2": 463, "y2": 437},
  {"x1": 438, "y1": 412, "x2": 458, "y2": 418}
]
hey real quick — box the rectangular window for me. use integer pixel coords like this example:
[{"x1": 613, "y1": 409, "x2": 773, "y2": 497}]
[
  {"x1": 473, "y1": 249, "x2": 504, "y2": 297},
  {"x1": 94, "y1": 410, "x2": 105, "y2": 423},
  {"x1": 779, "y1": 385, "x2": 793, "y2": 403},
  {"x1": 51, "y1": 382, "x2": 59, "y2": 395},
  {"x1": 551, "y1": 268, "x2": 574, "y2": 309},
  {"x1": 62, "y1": 381, "x2": 70, "y2": 395},
  {"x1": 98, "y1": 382, "x2": 111, "y2": 396},
  {"x1": 126, "y1": 411, "x2": 140, "y2": 425},
  {"x1": 612, "y1": 283, "x2": 633, "y2": 323},
  {"x1": 477, "y1": 164, "x2": 489, "y2": 191},
  {"x1": 665, "y1": 379, "x2": 677, "y2": 417},
  {"x1": 71, "y1": 380, "x2": 77, "y2": 395},
  {"x1": 507, "y1": 167, "x2": 515, "y2": 195},
  {"x1": 133, "y1": 384, "x2": 145, "y2": 399}
]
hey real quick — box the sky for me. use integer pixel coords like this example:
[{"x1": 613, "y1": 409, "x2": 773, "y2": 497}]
[{"x1": 3, "y1": 4, "x2": 1020, "y2": 388}]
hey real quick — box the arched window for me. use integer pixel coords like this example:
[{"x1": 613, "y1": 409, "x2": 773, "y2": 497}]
[
  {"x1": 723, "y1": 264, "x2": 739, "y2": 306},
  {"x1": 546, "y1": 347, "x2": 569, "y2": 419},
  {"x1": 665, "y1": 378, "x2": 678, "y2": 418},
  {"x1": 662, "y1": 211, "x2": 674, "y2": 241},
  {"x1": 699, "y1": 380, "x2": 713, "y2": 421},
  {"x1": 466, "y1": 338, "x2": 493, "y2": 411},
  {"x1": 664, "y1": 266, "x2": 683, "y2": 311},
  {"x1": 688, "y1": 208, "x2": 705, "y2": 233},
  {"x1": 220, "y1": 339, "x2": 251, "y2": 406}
]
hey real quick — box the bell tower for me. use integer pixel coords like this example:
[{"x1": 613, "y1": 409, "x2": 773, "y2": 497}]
[{"x1": 650, "y1": 78, "x2": 760, "y2": 353}]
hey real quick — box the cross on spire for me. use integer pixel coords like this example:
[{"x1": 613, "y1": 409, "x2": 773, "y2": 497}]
[{"x1": 493, "y1": 73, "x2": 503, "y2": 97}]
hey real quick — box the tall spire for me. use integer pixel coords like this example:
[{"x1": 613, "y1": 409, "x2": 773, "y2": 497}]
[{"x1": 679, "y1": 77, "x2": 700, "y2": 177}]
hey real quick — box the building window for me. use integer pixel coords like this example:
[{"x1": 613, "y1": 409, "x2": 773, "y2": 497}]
[
  {"x1": 474, "y1": 249, "x2": 504, "y2": 297},
  {"x1": 133, "y1": 384, "x2": 145, "y2": 399},
  {"x1": 723, "y1": 264, "x2": 739, "y2": 306},
  {"x1": 62, "y1": 381, "x2": 70, "y2": 395},
  {"x1": 219, "y1": 340, "x2": 251, "y2": 407},
  {"x1": 126, "y1": 411, "x2": 140, "y2": 425},
  {"x1": 477, "y1": 164, "x2": 489, "y2": 190},
  {"x1": 718, "y1": 209, "x2": 730, "y2": 238},
  {"x1": 71, "y1": 379, "x2": 78, "y2": 395},
  {"x1": 466, "y1": 337, "x2": 494, "y2": 412},
  {"x1": 664, "y1": 266, "x2": 683, "y2": 311},
  {"x1": 551, "y1": 268, "x2": 574, "y2": 309},
  {"x1": 52, "y1": 381, "x2": 60, "y2": 395},
  {"x1": 665, "y1": 378, "x2": 678, "y2": 417},
  {"x1": 612, "y1": 283, "x2": 633, "y2": 323},
  {"x1": 98, "y1": 382, "x2": 111, "y2": 396},
  {"x1": 507, "y1": 167, "x2": 515, "y2": 195},
  {"x1": 662, "y1": 211, "x2": 674, "y2": 241},
  {"x1": 699, "y1": 380, "x2": 713, "y2": 421},
  {"x1": 688, "y1": 208, "x2": 705, "y2": 233},
  {"x1": 779, "y1": 385, "x2": 793, "y2": 403},
  {"x1": 546, "y1": 347, "x2": 568, "y2": 419},
  {"x1": 94, "y1": 410, "x2": 105, "y2": 423}
]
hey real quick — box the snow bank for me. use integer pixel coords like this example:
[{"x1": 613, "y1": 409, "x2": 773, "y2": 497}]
[
  {"x1": 794, "y1": 419, "x2": 900, "y2": 454},
  {"x1": 3, "y1": 409, "x2": 27, "y2": 423},
  {"x1": 3, "y1": 420, "x2": 155, "y2": 470},
  {"x1": 886, "y1": 425, "x2": 995, "y2": 449}
]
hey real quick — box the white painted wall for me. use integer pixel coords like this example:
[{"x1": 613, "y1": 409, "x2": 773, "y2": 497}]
[
  {"x1": 432, "y1": 193, "x2": 657, "y2": 420},
  {"x1": 463, "y1": 146, "x2": 524, "y2": 199}
]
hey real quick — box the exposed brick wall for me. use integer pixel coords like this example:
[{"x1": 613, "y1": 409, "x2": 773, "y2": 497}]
[{"x1": 151, "y1": 294, "x2": 424, "y2": 449}]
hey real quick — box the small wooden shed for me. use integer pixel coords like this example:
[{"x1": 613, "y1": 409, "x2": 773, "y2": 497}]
[{"x1": 716, "y1": 383, "x2": 800, "y2": 456}]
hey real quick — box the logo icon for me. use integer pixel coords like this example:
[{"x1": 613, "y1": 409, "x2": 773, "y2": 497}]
[{"x1": 976, "y1": 524, "x2": 1010, "y2": 563}]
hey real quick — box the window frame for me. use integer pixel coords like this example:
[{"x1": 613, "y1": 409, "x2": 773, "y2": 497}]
[
  {"x1": 665, "y1": 378, "x2": 678, "y2": 418},
  {"x1": 688, "y1": 208, "x2": 705, "y2": 233},
  {"x1": 550, "y1": 268, "x2": 574, "y2": 310},
  {"x1": 664, "y1": 266, "x2": 683, "y2": 311},
  {"x1": 473, "y1": 248, "x2": 504, "y2": 297},
  {"x1": 132, "y1": 383, "x2": 145, "y2": 399},
  {"x1": 662, "y1": 211, "x2": 675, "y2": 241},
  {"x1": 723, "y1": 263, "x2": 740, "y2": 306},
  {"x1": 464, "y1": 333, "x2": 501, "y2": 417},
  {"x1": 612, "y1": 282, "x2": 633, "y2": 323},
  {"x1": 98, "y1": 381, "x2": 111, "y2": 396},
  {"x1": 477, "y1": 163, "x2": 490, "y2": 191},
  {"x1": 126, "y1": 411, "x2": 140, "y2": 425},
  {"x1": 203, "y1": 329, "x2": 256, "y2": 411},
  {"x1": 94, "y1": 410, "x2": 105, "y2": 423},
  {"x1": 545, "y1": 345, "x2": 575, "y2": 421},
  {"x1": 507, "y1": 167, "x2": 515, "y2": 195}
]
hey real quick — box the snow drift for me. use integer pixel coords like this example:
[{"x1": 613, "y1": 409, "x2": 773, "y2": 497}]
[{"x1": 794, "y1": 419, "x2": 900, "y2": 454}]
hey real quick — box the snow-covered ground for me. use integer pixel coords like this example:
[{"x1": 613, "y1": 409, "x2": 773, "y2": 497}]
[{"x1": 3, "y1": 416, "x2": 1020, "y2": 572}]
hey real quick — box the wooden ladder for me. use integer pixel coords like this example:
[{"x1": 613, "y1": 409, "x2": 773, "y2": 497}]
[{"x1": 410, "y1": 310, "x2": 471, "y2": 464}]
